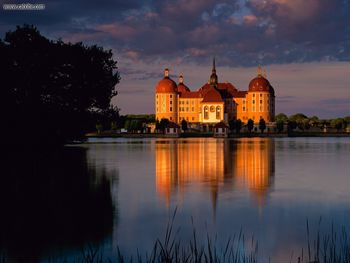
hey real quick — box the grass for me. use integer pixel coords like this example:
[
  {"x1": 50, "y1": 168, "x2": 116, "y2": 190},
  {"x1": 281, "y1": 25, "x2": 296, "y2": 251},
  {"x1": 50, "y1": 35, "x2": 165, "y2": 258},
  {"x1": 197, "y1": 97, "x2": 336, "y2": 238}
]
[{"x1": 1, "y1": 215, "x2": 350, "y2": 263}]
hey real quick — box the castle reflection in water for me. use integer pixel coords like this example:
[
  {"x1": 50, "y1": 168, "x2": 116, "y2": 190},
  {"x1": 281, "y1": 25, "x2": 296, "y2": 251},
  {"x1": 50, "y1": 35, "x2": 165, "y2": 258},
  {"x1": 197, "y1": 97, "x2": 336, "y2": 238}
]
[{"x1": 155, "y1": 138, "x2": 275, "y2": 209}]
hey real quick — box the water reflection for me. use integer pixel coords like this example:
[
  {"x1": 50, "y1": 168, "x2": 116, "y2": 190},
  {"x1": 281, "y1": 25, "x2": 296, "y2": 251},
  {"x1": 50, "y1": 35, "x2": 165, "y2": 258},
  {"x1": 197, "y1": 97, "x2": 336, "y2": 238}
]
[
  {"x1": 0, "y1": 147, "x2": 117, "y2": 263},
  {"x1": 155, "y1": 138, "x2": 275, "y2": 209}
]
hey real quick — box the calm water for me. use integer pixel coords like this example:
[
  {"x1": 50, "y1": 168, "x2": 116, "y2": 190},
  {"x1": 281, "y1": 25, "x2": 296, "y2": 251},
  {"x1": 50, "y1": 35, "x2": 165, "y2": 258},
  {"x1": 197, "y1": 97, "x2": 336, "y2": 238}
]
[{"x1": 1, "y1": 137, "x2": 350, "y2": 262}]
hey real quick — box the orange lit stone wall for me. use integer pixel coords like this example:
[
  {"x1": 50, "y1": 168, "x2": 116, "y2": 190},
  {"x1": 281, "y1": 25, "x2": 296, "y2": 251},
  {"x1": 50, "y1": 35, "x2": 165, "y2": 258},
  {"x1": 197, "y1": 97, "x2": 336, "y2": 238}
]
[{"x1": 155, "y1": 92, "x2": 178, "y2": 122}]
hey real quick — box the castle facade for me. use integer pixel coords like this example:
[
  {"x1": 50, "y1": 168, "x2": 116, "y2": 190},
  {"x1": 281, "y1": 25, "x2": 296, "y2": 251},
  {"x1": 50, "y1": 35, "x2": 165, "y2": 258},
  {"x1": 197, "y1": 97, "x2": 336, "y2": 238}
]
[{"x1": 155, "y1": 59, "x2": 275, "y2": 126}]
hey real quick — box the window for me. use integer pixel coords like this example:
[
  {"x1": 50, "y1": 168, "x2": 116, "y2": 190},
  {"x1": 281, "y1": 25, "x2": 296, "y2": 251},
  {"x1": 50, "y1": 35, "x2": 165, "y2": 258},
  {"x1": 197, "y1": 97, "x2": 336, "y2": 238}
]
[
  {"x1": 186, "y1": 117, "x2": 189, "y2": 121},
  {"x1": 243, "y1": 100, "x2": 246, "y2": 104},
  {"x1": 253, "y1": 106, "x2": 256, "y2": 112},
  {"x1": 170, "y1": 117, "x2": 172, "y2": 120},
  {"x1": 192, "y1": 101, "x2": 194, "y2": 105},
  {"x1": 253, "y1": 94, "x2": 255, "y2": 97},
  {"x1": 260, "y1": 100, "x2": 262, "y2": 104},
  {"x1": 260, "y1": 94, "x2": 262, "y2": 97},
  {"x1": 243, "y1": 107, "x2": 246, "y2": 111},
  {"x1": 216, "y1": 106, "x2": 221, "y2": 119},
  {"x1": 192, "y1": 117, "x2": 195, "y2": 121},
  {"x1": 170, "y1": 95, "x2": 172, "y2": 98},
  {"x1": 259, "y1": 106, "x2": 262, "y2": 112},
  {"x1": 210, "y1": 106, "x2": 215, "y2": 112},
  {"x1": 170, "y1": 107, "x2": 172, "y2": 112},
  {"x1": 192, "y1": 107, "x2": 194, "y2": 112},
  {"x1": 186, "y1": 101, "x2": 189, "y2": 104},
  {"x1": 253, "y1": 100, "x2": 255, "y2": 104},
  {"x1": 204, "y1": 106, "x2": 209, "y2": 119},
  {"x1": 186, "y1": 107, "x2": 189, "y2": 111}
]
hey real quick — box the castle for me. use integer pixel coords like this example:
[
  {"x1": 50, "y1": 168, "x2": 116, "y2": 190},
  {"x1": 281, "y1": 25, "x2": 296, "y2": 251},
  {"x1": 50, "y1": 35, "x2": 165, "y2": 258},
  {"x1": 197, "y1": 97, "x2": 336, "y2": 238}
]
[{"x1": 155, "y1": 59, "x2": 275, "y2": 129}]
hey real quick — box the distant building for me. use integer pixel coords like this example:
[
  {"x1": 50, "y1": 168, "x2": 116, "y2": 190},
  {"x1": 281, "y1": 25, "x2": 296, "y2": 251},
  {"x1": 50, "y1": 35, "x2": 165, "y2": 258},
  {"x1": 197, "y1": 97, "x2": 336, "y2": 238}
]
[{"x1": 155, "y1": 59, "x2": 275, "y2": 129}]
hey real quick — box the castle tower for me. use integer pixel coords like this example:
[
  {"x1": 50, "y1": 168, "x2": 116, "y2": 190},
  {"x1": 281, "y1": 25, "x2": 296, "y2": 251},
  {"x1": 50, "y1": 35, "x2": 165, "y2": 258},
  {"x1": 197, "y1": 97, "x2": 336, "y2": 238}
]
[
  {"x1": 155, "y1": 68, "x2": 178, "y2": 122},
  {"x1": 246, "y1": 66, "x2": 275, "y2": 123}
]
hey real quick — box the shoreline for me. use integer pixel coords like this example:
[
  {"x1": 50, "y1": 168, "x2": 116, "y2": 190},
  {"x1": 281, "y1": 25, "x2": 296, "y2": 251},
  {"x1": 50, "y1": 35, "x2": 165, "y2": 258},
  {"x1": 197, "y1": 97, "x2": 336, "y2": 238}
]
[{"x1": 85, "y1": 132, "x2": 350, "y2": 139}]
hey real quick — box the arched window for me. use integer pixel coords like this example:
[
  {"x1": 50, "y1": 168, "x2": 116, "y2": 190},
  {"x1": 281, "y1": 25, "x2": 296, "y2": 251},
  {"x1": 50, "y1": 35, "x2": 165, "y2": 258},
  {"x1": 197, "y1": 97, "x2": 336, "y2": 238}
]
[
  {"x1": 216, "y1": 106, "x2": 221, "y2": 119},
  {"x1": 204, "y1": 106, "x2": 209, "y2": 119},
  {"x1": 210, "y1": 106, "x2": 215, "y2": 112}
]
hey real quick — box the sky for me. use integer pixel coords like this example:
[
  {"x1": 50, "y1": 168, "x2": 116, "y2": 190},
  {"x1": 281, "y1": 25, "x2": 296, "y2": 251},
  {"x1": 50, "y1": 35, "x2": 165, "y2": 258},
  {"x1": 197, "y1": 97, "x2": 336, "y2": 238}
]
[{"x1": 1, "y1": 0, "x2": 350, "y2": 118}]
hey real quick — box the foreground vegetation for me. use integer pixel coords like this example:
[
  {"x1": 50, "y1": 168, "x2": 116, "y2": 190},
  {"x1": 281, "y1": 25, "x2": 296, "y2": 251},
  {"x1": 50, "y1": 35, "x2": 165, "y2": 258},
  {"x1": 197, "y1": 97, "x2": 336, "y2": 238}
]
[{"x1": 2, "y1": 215, "x2": 349, "y2": 263}]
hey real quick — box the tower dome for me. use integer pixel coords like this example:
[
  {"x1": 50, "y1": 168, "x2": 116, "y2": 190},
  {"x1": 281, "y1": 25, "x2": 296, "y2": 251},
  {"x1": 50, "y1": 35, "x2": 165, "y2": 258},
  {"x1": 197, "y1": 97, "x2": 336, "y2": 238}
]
[
  {"x1": 155, "y1": 68, "x2": 177, "y2": 93},
  {"x1": 248, "y1": 67, "x2": 275, "y2": 95},
  {"x1": 177, "y1": 74, "x2": 190, "y2": 94}
]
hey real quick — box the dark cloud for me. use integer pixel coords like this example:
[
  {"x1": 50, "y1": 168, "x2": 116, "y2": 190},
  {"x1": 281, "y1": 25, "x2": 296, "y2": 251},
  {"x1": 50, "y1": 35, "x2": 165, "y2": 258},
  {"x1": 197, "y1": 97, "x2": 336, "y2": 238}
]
[{"x1": 1, "y1": 0, "x2": 350, "y2": 66}]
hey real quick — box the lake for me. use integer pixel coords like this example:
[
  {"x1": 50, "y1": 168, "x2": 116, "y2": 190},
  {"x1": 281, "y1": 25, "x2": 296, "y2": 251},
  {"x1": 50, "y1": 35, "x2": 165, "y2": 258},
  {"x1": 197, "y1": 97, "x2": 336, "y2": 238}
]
[{"x1": 1, "y1": 137, "x2": 350, "y2": 262}]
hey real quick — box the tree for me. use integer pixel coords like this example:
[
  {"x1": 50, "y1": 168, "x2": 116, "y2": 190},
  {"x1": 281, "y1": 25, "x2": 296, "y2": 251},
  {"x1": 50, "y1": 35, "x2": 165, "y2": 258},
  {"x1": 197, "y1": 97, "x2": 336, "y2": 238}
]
[
  {"x1": 287, "y1": 120, "x2": 297, "y2": 133},
  {"x1": 235, "y1": 119, "x2": 243, "y2": 134},
  {"x1": 259, "y1": 118, "x2": 266, "y2": 133},
  {"x1": 247, "y1": 119, "x2": 254, "y2": 133},
  {"x1": 228, "y1": 119, "x2": 236, "y2": 132},
  {"x1": 159, "y1": 118, "x2": 170, "y2": 133},
  {"x1": 276, "y1": 120, "x2": 284, "y2": 133},
  {"x1": 275, "y1": 113, "x2": 288, "y2": 123},
  {"x1": 0, "y1": 25, "x2": 120, "y2": 147},
  {"x1": 331, "y1": 118, "x2": 345, "y2": 132},
  {"x1": 181, "y1": 119, "x2": 188, "y2": 132}
]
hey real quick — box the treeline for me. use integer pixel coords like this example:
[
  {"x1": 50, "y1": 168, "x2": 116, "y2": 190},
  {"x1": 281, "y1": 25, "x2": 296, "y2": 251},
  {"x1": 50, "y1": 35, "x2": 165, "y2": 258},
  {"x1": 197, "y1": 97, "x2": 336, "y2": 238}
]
[
  {"x1": 275, "y1": 113, "x2": 350, "y2": 132},
  {"x1": 95, "y1": 114, "x2": 155, "y2": 133}
]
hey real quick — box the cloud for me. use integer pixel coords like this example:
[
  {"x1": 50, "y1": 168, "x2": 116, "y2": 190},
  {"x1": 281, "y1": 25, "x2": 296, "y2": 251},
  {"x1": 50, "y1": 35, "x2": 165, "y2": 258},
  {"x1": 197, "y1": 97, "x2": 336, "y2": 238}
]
[{"x1": 0, "y1": 0, "x2": 350, "y2": 67}]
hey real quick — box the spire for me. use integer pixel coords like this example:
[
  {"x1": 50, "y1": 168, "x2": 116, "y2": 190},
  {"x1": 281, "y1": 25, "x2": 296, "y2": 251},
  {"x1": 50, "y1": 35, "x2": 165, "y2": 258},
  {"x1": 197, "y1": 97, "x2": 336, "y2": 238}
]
[
  {"x1": 179, "y1": 74, "x2": 184, "y2": 84},
  {"x1": 164, "y1": 68, "x2": 169, "y2": 78},
  {"x1": 210, "y1": 57, "x2": 218, "y2": 87},
  {"x1": 212, "y1": 57, "x2": 216, "y2": 73},
  {"x1": 257, "y1": 65, "x2": 262, "y2": 77}
]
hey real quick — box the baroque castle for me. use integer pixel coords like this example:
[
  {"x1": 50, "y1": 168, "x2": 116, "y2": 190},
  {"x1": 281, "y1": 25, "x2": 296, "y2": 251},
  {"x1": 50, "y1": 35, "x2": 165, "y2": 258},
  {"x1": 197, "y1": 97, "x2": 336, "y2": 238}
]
[{"x1": 155, "y1": 59, "x2": 275, "y2": 128}]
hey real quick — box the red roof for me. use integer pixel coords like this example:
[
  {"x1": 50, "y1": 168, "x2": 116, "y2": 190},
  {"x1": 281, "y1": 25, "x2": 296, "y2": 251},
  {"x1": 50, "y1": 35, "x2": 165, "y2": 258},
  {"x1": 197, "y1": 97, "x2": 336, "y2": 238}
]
[
  {"x1": 180, "y1": 91, "x2": 202, "y2": 98},
  {"x1": 202, "y1": 87, "x2": 223, "y2": 103},
  {"x1": 232, "y1": 91, "x2": 248, "y2": 98},
  {"x1": 177, "y1": 83, "x2": 191, "y2": 94},
  {"x1": 155, "y1": 77, "x2": 177, "y2": 93},
  {"x1": 248, "y1": 76, "x2": 275, "y2": 95}
]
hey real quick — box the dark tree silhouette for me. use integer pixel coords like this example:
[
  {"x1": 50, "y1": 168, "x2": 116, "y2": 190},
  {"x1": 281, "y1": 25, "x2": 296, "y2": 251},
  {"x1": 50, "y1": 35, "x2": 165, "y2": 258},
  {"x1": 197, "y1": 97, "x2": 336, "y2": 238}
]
[
  {"x1": 0, "y1": 25, "x2": 120, "y2": 147},
  {"x1": 276, "y1": 120, "x2": 284, "y2": 133},
  {"x1": 235, "y1": 119, "x2": 243, "y2": 134},
  {"x1": 247, "y1": 119, "x2": 254, "y2": 133},
  {"x1": 159, "y1": 118, "x2": 170, "y2": 133},
  {"x1": 259, "y1": 118, "x2": 266, "y2": 133},
  {"x1": 229, "y1": 119, "x2": 236, "y2": 132},
  {"x1": 181, "y1": 119, "x2": 188, "y2": 132}
]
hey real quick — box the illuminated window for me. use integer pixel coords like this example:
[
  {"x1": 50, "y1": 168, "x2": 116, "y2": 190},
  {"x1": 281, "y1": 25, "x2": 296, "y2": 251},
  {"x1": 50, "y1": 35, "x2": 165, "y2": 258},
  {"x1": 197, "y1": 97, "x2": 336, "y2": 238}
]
[
  {"x1": 204, "y1": 106, "x2": 209, "y2": 119},
  {"x1": 216, "y1": 106, "x2": 221, "y2": 119}
]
